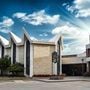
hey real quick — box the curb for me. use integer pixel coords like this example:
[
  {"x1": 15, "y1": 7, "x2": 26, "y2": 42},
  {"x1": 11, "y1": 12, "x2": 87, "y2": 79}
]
[
  {"x1": 0, "y1": 78, "x2": 90, "y2": 83},
  {"x1": 32, "y1": 78, "x2": 90, "y2": 83}
]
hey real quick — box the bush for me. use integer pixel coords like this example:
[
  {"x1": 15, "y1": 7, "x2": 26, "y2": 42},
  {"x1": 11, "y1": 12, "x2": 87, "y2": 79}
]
[
  {"x1": 8, "y1": 63, "x2": 24, "y2": 76},
  {"x1": 83, "y1": 72, "x2": 90, "y2": 76},
  {"x1": 0, "y1": 55, "x2": 11, "y2": 76}
]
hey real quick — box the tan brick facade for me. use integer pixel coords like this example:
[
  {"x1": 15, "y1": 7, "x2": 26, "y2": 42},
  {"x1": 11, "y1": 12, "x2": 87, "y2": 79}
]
[{"x1": 33, "y1": 44, "x2": 55, "y2": 75}]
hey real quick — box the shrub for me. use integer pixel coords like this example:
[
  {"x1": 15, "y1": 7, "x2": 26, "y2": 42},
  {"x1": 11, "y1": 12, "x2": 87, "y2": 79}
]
[
  {"x1": 8, "y1": 63, "x2": 24, "y2": 76},
  {"x1": 0, "y1": 55, "x2": 11, "y2": 76},
  {"x1": 83, "y1": 72, "x2": 90, "y2": 76}
]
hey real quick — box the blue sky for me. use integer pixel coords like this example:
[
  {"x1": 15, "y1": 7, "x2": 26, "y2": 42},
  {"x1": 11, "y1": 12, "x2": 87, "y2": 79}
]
[{"x1": 0, "y1": 0, "x2": 90, "y2": 55}]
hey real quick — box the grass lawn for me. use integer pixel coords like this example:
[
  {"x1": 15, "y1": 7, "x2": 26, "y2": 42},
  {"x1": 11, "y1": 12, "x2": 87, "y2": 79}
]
[{"x1": 0, "y1": 76, "x2": 32, "y2": 82}]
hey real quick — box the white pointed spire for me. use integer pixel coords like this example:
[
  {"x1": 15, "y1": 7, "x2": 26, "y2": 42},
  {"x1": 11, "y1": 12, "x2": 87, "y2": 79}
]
[
  {"x1": 23, "y1": 27, "x2": 32, "y2": 42},
  {"x1": 49, "y1": 34, "x2": 63, "y2": 49},
  {"x1": 0, "y1": 35, "x2": 9, "y2": 46},
  {"x1": 49, "y1": 34, "x2": 61, "y2": 43},
  {"x1": 9, "y1": 32, "x2": 22, "y2": 43}
]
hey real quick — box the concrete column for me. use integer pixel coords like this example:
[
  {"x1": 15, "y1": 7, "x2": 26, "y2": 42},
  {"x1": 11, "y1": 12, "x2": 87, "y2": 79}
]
[
  {"x1": 53, "y1": 63, "x2": 57, "y2": 75},
  {"x1": 87, "y1": 62, "x2": 89, "y2": 72},
  {"x1": 53, "y1": 44, "x2": 58, "y2": 75},
  {"x1": 24, "y1": 41, "x2": 26, "y2": 76},
  {"x1": 24, "y1": 40, "x2": 33, "y2": 77},
  {"x1": 4, "y1": 48, "x2": 6, "y2": 56},
  {"x1": 29, "y1": 44, "x2": 33, "y2": 77},
  {"x1": 16, "y1": 46, "x2": 19, "y2": 63},
  {"x1": 11, "y1": 44, "x2": 13, "y2": 64},
  {"x1": 54, "y1": 43, "x2": 62, "y2": 75},
  {"x1": 60, "y1": 47, "x2": 62, "y2": 75}
]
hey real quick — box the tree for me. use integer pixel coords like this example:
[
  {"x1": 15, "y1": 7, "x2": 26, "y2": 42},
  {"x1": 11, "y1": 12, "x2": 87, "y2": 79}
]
[
  {"x1": 0, "y1": 55, "x2": 11, "y2": 76},
  {"x1": 8, "y1": 63, "x2": 24, "y2": 76}
]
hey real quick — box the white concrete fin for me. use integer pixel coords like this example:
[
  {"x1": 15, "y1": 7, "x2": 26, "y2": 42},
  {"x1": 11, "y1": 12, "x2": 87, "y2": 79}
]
[
  {"x1": 49, "y1": 34, "x2": 63, "y2": 49},
  {"x1": 23, "y1": 27, "x2": 32, "y2": 42},
  {"x1": 49, "y1": 34, "x2": 61, "y2": 43},
  {"x1": 9, "y1": 32, "x2": 22, "y2": 44},
  {"x1": 0, "y1": 35, "x2": 9, "y2": 46}
]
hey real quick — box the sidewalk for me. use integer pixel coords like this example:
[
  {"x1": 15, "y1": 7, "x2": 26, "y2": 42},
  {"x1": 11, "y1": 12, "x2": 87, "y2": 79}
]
[
  {"x1": 32, "y1": 76, "x2": 90, "y2": 82},
  {"x1": 0, "y1": 76, "x2": 90, "y2": 83}
]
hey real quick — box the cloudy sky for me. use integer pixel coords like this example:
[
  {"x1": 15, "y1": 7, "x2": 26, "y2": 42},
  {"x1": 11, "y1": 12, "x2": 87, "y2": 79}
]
[{"x1": 0, "y1": 0, "x2": 90, "y2": 55}]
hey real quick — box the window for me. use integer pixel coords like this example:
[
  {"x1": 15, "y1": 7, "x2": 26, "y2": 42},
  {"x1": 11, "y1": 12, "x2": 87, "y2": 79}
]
[
  {"x1": 13, "y1": 43, "x2": 16, "y2": 64},
  {"x1": 26, "y1": 40, "x2": 30, "y2": 75},
  {"x1": 1, "y1": 45, "x2": 4, "y2": 58}
]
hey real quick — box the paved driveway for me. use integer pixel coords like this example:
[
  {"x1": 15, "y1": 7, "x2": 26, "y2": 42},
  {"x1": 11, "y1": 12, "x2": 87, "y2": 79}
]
[{"x1": 0, "y1": 80, "x2": 90, "y2": 90}]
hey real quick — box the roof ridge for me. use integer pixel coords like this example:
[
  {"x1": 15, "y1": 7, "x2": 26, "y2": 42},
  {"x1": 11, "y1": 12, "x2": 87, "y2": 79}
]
[
  {"x1": 0, "y1": 35, "x2": 9, "y2": 46},
  {"x1": 9, "y1": 32, "x2": 22, "y2": 44}
]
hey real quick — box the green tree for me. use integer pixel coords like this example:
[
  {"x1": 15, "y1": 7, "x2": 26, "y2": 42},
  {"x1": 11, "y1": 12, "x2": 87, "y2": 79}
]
[{"x1": 0, "y1": 55, "x2": 11, "y2": 76}]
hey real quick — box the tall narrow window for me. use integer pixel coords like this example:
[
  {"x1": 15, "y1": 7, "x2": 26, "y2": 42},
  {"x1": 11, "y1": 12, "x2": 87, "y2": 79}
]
[
  {"x1": 1, "y1": 45, "x2": 4, "y2": 58},
  {"x1": 13, "y1": 43, "x2": 16, "y2": 64},
  {"x1": 57, "y1": 40, "x2": 60, "y2": 75},
  {"x1": 26, "y1": 40, "x2": 30, "y2": 75},
  {"x1": 86, "y1": 49, "x2": 90, "y2": 57}
]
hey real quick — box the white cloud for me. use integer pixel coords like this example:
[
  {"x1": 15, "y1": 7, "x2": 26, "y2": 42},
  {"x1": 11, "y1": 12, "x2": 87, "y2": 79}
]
[
  {"x1": 13, "y1": 13, "x2": 26, "y2": 18},
  {"x1": 74, "y1": 0, "x2": 90, "y2": 18},
  {"x1": 67, "y1": 6, "x2": 76, "y2": 13},
  {"x1": 64, "y1": 0, "x2": 90, "y2": 18},
  {"x1": 63, "y1": 3, "x2": 76, "y2": 13},
  {"x1": 0, "y1": 16, "x2": 14, "y2": 27},
  {"x1": 30, "y1": 36, "x2": 38, "y2": 41},
  {"x1": 52, "y1": 24, "x2": 89, "y2": 55},
  {"x1": 39, "y1": 33, "x2": 48, "y2": 37},
  {"x1": 0, "y1": 16, "x2": 14, "y2": 33},
  {"x1": 75, "y1": 9, "x2": 90, "y2": 18},
  {"x1": 13, "y1": 10, "x2": 60, "y2": 25},
  {"x1": 74, "y1": 0, "x2": 90, "y2": 9},
  {"x1": 52, "y1": 25, "x2": 80, "y2": 36}
]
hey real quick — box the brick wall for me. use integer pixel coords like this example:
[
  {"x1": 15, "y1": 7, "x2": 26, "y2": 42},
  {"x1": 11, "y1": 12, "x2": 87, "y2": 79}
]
[{"x1": 33, "y1": 44, "x2": 55, "y2": 75}]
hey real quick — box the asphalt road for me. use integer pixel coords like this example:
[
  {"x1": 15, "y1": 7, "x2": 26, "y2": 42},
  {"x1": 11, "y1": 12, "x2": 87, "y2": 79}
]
[{"x1": 0, "y1": 80, "x2": 90, "y2": 90}]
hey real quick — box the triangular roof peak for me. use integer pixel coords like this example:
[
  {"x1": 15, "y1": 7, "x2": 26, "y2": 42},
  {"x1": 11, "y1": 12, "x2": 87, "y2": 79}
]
[
  {"x1": 9, "y1": 32, "x2": 22, "y2": 44},
  {"x1": 49, "y1": 34, "x2": 63, "y2": 49},
  {"x1": 49, "y1": 34, "x2": 61, "y2": 44},
  {"x1": 0, "y1": 35, "x2": 9, "y2": 46},
  {"x1": 23, "y1": 27, "x2": 32, "y2": 42}
]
